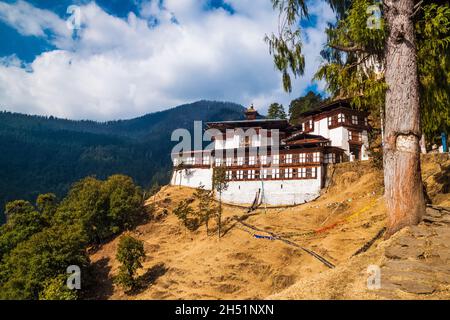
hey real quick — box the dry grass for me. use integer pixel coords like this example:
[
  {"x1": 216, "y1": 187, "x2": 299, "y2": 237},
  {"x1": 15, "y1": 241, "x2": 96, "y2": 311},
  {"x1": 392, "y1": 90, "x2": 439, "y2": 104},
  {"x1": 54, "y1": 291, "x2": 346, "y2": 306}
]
[{"x1": 88, "y1": 154, "x2": 450, "y2": 300}]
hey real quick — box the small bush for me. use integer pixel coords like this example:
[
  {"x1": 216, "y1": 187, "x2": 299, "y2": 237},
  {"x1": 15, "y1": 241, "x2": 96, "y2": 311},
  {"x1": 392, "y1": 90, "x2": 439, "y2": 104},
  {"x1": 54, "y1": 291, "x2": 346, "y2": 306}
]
[{"x1": 115, "y1": 235, "x2": 145, "y2": 291}]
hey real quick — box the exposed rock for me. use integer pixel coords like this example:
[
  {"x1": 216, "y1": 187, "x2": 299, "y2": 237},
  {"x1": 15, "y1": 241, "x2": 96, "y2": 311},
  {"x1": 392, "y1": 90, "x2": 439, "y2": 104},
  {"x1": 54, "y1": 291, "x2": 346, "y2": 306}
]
[
  {"x1": 397, "y1": 280, "x2": 436, "y2": 295},
  {"x1": 378, "y1": 209, "x2": 450, "y2": 298},
  {"x1": 385, "y1": 245, "x2": 425, "y2": 260}
]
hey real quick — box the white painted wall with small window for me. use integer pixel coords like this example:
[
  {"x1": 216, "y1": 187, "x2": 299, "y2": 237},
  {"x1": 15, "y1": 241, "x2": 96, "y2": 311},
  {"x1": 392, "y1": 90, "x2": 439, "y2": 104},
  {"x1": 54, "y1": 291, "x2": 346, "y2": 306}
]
[
  {"x1": 171, "y1": 168, "x2": 213, "y2": 190},
  {"x1": 221, "y1": 166, "x2": 323, "y2": 205}
]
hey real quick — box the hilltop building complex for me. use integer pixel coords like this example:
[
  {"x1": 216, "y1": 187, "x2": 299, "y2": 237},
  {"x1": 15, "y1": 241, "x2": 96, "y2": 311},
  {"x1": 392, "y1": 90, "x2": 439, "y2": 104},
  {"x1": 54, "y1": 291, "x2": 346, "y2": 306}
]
[{"x1": 171, "y1": 99, "x2": 370, "y2": 205}]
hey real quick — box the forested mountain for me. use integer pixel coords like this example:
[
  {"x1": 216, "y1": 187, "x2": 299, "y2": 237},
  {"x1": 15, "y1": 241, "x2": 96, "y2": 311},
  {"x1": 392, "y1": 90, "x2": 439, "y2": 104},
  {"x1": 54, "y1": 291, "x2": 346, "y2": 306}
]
[{"x1": 0, "y1": 101, "x2": 246, "y2": 223}]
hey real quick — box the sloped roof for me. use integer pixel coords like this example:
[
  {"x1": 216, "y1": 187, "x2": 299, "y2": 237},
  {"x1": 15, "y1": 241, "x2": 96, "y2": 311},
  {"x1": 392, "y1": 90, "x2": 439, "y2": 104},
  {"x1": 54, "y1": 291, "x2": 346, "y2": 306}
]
[
  {"x1": 206, "y1": 119, "x2": 290, "y2": 130},
  {"x1": 298, "y1": 98, "x2": 352, "y2": 118},
  {"x1": 283, "y1": 131, "x2": 329, "y2": 143}
]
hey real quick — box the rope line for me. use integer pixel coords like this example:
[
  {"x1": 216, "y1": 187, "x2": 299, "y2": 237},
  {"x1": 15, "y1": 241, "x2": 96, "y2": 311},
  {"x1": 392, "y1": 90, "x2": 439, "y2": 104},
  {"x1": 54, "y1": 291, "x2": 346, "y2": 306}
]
[
  {"x1": 352, "y1": 227, "x2": 386, "y2": 256},
  {"x1": 314, "y1": 197, "x2": 382, "y2": 235},
  {"x1": 234, "y1": 219, "x2": 335, "y2": 269}
]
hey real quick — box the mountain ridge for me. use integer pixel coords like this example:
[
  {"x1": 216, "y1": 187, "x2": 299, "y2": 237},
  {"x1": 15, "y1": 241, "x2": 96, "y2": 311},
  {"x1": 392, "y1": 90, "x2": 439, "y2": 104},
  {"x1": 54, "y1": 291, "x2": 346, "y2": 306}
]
[{"x1": 0, "y1": 100, "x2": 247, "y2": 222}]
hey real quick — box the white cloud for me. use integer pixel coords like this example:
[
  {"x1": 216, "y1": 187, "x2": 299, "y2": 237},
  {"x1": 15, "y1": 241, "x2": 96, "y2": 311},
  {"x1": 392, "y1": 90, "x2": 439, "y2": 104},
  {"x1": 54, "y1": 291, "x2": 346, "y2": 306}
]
[
  {"x1": 0, "y1": 0, "x2": 335, "y2": 120},
  {"x1": 0, "y1": 0, "x2": 73, "y2": 48}
]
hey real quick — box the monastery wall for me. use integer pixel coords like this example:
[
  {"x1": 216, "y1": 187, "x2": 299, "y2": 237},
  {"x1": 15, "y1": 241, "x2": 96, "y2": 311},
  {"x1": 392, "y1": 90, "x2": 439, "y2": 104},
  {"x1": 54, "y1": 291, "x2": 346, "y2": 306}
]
[
  {"x1": 220, "y1": 167, "x2": 323, "y2": 206},
  {"x1": 214, "y1": 131, "x2": 277, "y2": 150},
  {"x1": 312, "y1": 117, "x2": 370, "y2": 161},
  {"x1": 171, "y1": 168, "x2": 213, "y2": 190}
]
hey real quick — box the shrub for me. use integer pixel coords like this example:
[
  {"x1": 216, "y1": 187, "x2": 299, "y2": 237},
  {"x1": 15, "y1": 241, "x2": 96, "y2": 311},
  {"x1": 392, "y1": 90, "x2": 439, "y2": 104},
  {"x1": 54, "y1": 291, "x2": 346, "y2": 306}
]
[{"x1": 115, "y1": 235, "x2": 145, "y2": 290}]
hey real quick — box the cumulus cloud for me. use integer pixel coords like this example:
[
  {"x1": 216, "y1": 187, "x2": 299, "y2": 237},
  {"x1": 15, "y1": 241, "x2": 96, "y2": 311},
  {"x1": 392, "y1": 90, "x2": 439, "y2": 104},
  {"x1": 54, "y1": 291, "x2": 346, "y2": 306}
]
[
  {"x1": 0, "y1": 0, "x2": 335, "y2": 120},
  {"x1": 0, "y1": 0, "x2": 73, "y2": 48}
]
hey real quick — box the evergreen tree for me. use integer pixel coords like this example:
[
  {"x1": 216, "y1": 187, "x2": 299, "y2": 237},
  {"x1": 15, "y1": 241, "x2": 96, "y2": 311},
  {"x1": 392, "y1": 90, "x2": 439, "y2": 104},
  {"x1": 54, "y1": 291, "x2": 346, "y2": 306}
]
[
  {"x1": 266, "y1": 0, "x2": 450, "y2": 236},
  {"x1": 173, "y1": 200, "x2": 195, "y2": 232},
  {"x1": 289, "y1": 91, "x2": 322, "y2": 124},
  {"x1": 193, "y1": 185, "x2": 215, "y2": 235},
  {"x1": 115, "y1": 235, "x2": 145, "y2": 291},
  {"x1": 212, "y1": 166, "x2": 228, "y2": 239},
  {"x1": 267, "y1": 103, "x2": 287, "y2": 119}
]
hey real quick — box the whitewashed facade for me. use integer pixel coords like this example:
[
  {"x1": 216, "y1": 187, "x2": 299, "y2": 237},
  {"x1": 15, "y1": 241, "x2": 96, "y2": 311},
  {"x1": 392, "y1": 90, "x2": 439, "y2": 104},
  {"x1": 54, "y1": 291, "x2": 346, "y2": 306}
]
[{"x1": 171, "y1": 100, "x2": 370, "y2": 205}]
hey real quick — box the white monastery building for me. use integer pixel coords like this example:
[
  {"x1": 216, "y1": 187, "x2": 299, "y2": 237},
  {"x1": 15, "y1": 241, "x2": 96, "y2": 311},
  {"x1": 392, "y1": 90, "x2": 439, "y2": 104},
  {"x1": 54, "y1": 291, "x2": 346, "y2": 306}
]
[{"x1": 171, "y1": 99, "x2": 370, "y2": 206}]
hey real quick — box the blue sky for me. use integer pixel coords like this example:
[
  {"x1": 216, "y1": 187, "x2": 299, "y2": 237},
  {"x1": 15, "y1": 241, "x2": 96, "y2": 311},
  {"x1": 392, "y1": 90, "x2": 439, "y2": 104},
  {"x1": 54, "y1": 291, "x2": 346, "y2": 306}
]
[{"x1": 0, "y1": 0, "x2": 335, "y2": 120}]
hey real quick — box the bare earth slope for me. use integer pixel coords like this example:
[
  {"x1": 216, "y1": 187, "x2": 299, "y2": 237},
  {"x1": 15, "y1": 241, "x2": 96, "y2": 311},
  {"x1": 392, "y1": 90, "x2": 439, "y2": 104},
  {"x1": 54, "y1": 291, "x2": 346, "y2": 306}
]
[{"x1": 88, "y1": 154, "x2": 450, "y2": 300}]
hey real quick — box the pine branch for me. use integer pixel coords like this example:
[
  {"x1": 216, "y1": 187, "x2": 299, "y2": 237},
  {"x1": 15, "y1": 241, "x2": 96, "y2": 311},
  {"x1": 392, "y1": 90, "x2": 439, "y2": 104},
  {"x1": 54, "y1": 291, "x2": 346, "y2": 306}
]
[
  {"x1": 329, "y1": 44, "x2": 367, "y2": 53},
  {"x1": 410, "y1": 1, "x2": 424, "y2": 18}
]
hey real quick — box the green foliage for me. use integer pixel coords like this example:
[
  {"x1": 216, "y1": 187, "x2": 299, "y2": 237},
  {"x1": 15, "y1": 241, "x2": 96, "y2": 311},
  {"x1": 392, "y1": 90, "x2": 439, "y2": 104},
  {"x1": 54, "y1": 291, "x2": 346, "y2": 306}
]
[
  {"x1": 0, "y1": 174, "x2": 144, "y2": 299},
  {"x1": 265, "y1": 0, "x2": 308, "y2": 92},
  {"x1": 288, "y1": 91, "x2": 323, "y2": 123},
  {"x1": 314, "y1": 0, "x2": 450, "y2": 140},
  {"x1": 54, "y1": 177, "x2": 109, "y2": 242},
  {"x1": 213, "y1": 166, "x2": 228, "y2": 238},
  {"x1": 103, "y1": 175, "x2": 144, "y2": 234},
  {"x1": 0, "y1": 200, "x2": 45, "y2": 260},
  {"x1": 36, "y1": 193, "x2": 58, "y2": 224},
  {"x1": 314, "y1": 0, "x2": 387, "y2": 115},
  {"x1": 213, "y1": 166, "x2": 229, "y2": 195},
  {"x1": 115, "y1": 235, "x2": 145, "y2": 290},
  {"x1": 269, "y1": 0, "x2": 450, "y2": 140},
  {"x1": 193, "y1": 185, "x2": 215, "y2": 235},
  {"x1": 267, "y1": 103, "x2": 287, "y2": 119},
  {"x1": 0, "y1": 223, "x2": 88, "y2": 300},
  {"x1": 0, "y1": 101, "x2": 247, "y2": 223},
  {"x1": 39, "y1": 275, "x2": 78, "y2": 300},
  {"x1": 417, "y1": 3, "x2": 450, "y2": 137},
  {"x1": 148, "y1": 182, "x2": 162, "y2": 198},
  {"x1": 173, "y1": 199, "x2": 198, "y2": 231},
  {"x1": 54, "y1": 175, "x2": 143, "y2": 243}
]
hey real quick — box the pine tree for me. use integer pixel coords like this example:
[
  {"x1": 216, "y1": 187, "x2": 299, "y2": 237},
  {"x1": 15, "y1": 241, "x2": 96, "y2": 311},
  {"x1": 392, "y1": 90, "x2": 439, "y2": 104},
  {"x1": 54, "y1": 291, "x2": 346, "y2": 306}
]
[
  {"x1": 267, "y1": 103, "x2": 287, "y2": 119},
  {"x1": 173, "y1": 200, "x2": 195, "y2": 232},
  {"x1": 288, "y1": 91, "x2": 322, "y2": 124},
  {"x1": 212, "y1": 166, "x2": 228, "y2": 239},
  {"x1": 267, "y1": 0, "x2": 450, "y2": 237},
  {"x1": 193, "y1": 185, "x2": 215, "y2": 236}
]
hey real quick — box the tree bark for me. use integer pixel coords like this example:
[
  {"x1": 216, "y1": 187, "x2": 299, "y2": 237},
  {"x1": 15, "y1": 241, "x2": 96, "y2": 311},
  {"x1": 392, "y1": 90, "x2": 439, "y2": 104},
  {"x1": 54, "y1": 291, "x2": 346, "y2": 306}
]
[
  {"x1": 420, "y1": 134, "x2": 427, "y2": 154},
  {"x1": 383, "y1": 0, "x2": 426, "y2": 237}
]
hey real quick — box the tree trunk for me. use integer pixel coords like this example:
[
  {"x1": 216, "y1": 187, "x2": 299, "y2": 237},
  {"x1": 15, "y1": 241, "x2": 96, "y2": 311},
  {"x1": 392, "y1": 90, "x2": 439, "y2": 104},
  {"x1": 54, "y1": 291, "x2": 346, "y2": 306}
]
[{"x1": 383, "y1": 0, "x2": 426, "y2": 237}]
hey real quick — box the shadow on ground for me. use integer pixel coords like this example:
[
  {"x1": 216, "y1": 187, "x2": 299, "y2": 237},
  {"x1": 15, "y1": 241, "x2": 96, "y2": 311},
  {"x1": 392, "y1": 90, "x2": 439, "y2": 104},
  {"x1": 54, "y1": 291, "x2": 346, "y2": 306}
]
[
  {"x1": 83, "y1": 257, "x2": 114, "y2": 300},
  {"x1": 127, "y1": 263, "x2": 169, "y2": 295}
]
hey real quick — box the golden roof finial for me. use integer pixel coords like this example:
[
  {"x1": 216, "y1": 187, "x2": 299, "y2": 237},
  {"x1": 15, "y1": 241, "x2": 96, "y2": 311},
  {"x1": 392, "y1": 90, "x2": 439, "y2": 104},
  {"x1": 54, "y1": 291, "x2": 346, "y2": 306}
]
[{"x1": 245, "y1": 103, "x2": 257, "y2": 120}]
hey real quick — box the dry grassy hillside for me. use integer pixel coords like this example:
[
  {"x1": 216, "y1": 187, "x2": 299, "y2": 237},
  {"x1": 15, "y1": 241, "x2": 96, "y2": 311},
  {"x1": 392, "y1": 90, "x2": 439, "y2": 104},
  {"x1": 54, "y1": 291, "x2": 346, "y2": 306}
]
[{"x1": 87, "y1": 154, "x2": 450, "y2": 300}]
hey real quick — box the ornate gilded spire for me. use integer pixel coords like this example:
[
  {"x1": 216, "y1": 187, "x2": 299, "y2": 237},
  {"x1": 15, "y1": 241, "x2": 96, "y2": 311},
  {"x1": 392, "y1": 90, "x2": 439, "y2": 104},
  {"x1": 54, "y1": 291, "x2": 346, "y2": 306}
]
[{"x1": 245, "y1": 104, "x2": 257, "y2": 120}]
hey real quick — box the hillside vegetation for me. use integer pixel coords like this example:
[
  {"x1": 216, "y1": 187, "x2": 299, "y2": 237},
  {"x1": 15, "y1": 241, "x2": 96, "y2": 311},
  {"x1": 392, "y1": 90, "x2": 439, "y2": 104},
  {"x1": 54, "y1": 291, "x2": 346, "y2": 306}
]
[
  {"x1": 0, "y1": 101, "x2": 246, "y2": 222},
  {"x1": 87, "y1": 154, "x2": 449, "y2": 300}
]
